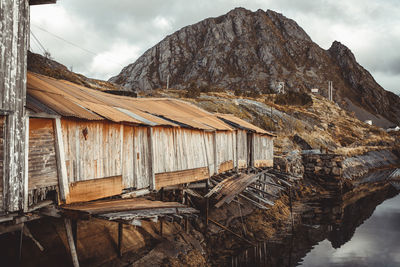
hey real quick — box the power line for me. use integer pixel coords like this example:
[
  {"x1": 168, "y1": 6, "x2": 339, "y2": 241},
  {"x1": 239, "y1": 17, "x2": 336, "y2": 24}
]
[
  {"x1": 30, "y1": 30, "x2": 47, "y2": 55},
  {"x1": 32, "y1": 24, "x2": 124, "y2": 67}
]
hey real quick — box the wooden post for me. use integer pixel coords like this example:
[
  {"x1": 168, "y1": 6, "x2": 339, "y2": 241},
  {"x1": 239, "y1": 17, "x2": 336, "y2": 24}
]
[
  {"x1": 72, "y1": 220, "x2": 78, "y2": 248},
  {"x1": 160, "y1": 187, "x2": 164, "y2": 201},
  {"x1": 64, "y1": 218, "x2": 79, "y2": 267},
  {"x1": 148, "y1": 128, "x2": 156, "y2": 191},
  {"x1": 118, "y1": 222, "x2": 123, "y2": 257},
  {"x1": 23, "y1": 117, "x2": 29, "y2": 211},
  {"x1": 205, "y1": 180, "x2": 209, "y2": 227},
  {"x1": 18, "y1": 223, "x2": 24, "y2": 263},
  {"x1": 235, "y1": 130, "x2": 239, "y2": 172},
  {"x1": 54, "y1": 118, "x2": 69, "y2": 203},
  {"x1": 1, "y1": 0, "x2": 30, "y2": 213},
  {"x1": 213, "y1": 132, "x2": 218, "y2": 174}
]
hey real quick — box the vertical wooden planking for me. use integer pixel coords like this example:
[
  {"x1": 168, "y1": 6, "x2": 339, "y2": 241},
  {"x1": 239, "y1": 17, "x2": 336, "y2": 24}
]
[
  {"x1": 148, "y1": 127, "x2": 155, "y2": 190},
  {"x1": 54, "y1": 118, "x2": 69, "y2": 203},
  {"x1": 0, "y1": 0, "x2": 30, "y2": 212},
  {"x1": 122, "y1": 125, "x2": 134, "y2": 188}
]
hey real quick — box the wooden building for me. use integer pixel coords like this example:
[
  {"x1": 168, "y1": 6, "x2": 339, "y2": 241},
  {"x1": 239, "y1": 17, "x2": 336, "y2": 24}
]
[
  {"x1": 23, "y1": 72, "x2": 274, "y2": 206},
  {"x1": 0, "y1": 0, "x2": 274, "y2": 218}
]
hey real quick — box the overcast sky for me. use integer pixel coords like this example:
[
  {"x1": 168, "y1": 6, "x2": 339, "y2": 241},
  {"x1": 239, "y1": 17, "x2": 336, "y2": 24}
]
[{"x1": 30, "y1": 0, "x2": 400, "y2": 94}]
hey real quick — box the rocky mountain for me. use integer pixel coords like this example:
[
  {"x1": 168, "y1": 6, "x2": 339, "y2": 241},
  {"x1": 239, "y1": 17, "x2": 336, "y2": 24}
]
[{"x1": 109, "y1": 7, "x2": 400, "y2": 127}]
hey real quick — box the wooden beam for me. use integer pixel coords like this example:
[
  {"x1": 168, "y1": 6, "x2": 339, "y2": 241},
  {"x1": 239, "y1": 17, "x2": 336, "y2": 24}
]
[
  {"x1": 29, "y1": 0, "x2": 56, "y2": 5},
  {"x1": 27, "y1": 112, "x2": 60, "y2": 119},
  {"x1": 64, "y1": 218, "x2": 79, "y2": 267},
  {"x1": 155, "y1": 167, "x2": 209, "y2": 189},
  {"x1": 72, "y1": 220, "x2": 78, "y2": 248},
  {"x1": 0, "y1": 223, "x2": 23, "y2": 235},
  {"x1": 54, "y1": 118, "x2": 69, "y2": 203},
  {"x1": 67, "y1": 176, "x2": 123, "y2": 204},
  {"x1": 23, "y1": 117, "x2": 29, "y2": 211},
  {"x1": 18, "y1": 223, "x2": 24, "y2": 263},
  {"x1": 148, "y1": 128, "x2": 156, "y2": 191}
]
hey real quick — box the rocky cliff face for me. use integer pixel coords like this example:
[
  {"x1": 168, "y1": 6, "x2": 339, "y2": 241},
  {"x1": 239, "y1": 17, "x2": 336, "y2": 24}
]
[{"x1": 109, "y1": 7, "x2": 400, "y2": 127}]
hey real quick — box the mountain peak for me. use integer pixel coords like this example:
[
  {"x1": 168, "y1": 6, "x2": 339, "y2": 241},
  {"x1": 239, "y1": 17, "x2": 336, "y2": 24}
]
[{"x1": 109, "y1": 8, "x2": 400, "y2": 127}]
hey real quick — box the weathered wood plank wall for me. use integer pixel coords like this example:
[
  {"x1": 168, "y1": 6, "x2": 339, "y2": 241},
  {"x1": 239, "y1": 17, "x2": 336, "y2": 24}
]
[
  {"x1": 152, "y1": 127, "x2": 213, "y2": 187},
  {"x1": 0, "y1": 0, "x2": 30, "y2": 211},
  {"x1": 152, "y1": 128, "x2": 210, "y2": 173},
  {"x1": 131, "y1": 126, "x2": 151, "y2": 189},
  {"x1": 61, "y1": 119, "x2": 123, "y2": 183},
  {"x1": 27, "y1": 118, "x2": 58, "y2": 205},
  {"x1": 0, "y1": 116, "x2": 5, "y2": 211},
  {"x1": 253, "y1": 134, "x2": 274, "y2": 167},
  {"x1": 215, "y1": 131, "x2": 236, "y2": 173},
  {"x1": 236, "y1": 130, "x2": 248, "y2": 169},
  {"x1": 28, "y1": 118, "x2": 58, "y2": 190}
]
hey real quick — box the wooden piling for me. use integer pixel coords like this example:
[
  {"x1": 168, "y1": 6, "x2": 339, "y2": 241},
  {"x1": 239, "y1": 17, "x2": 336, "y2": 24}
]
[
  {"x1": 18, "y1": 223, "x2": 24, "y2": 264},
  {"x1": 118, "y1": 222, "x2": 123, "y2": 257},
  {"x1": 64, "y1": 218, "x2": 79, "y2": 267}
]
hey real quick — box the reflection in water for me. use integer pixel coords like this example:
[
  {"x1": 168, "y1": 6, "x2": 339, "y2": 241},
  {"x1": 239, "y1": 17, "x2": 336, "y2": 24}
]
[
  {"x1": 232, "y1": 185, "x2": 400, "y2": 267},
  {"x1": 300, "y1": 190, "x2": 400, "y2": 266}
]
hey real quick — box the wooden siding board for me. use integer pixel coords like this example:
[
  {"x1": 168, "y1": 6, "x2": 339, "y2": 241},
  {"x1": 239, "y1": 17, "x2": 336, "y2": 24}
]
[
  {"x1": 133, "y1": 127, "x2": 151, "y2": 189},
  {"x1": 67, "y1": 175, "x2": 123, "y2": 204},
  {"x1": 155, "y1": 167, "x2": 210, "y2": 189},
  {"x1": 122, "y1": 125, "x2": 134, "y2": 188}
]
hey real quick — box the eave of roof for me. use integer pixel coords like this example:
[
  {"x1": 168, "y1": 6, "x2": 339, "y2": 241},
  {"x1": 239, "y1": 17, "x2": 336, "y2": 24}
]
[{"x1": 26, "y1": 72, "x2": 234, "y2": 131}]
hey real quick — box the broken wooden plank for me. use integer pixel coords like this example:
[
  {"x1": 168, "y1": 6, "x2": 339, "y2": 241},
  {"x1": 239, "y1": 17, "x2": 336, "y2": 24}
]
[
  {"x1": 237, "y1": 194, "x2": 269, "y2": 210},
  {"x1": 242, "y1": 190, "x2": 275, "y2": 206}
]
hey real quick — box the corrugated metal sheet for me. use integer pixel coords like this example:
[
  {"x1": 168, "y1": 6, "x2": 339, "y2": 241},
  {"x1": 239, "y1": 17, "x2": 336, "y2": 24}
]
[
  {"x1": 217, "y1": 114, "x2": 276, "y2": 136},
  {"x1": 27, "y1": 72, "x2": 233, "y2": 131}
]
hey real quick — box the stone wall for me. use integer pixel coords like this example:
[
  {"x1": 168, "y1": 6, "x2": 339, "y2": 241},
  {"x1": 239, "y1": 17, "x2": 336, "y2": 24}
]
[
  {"x1": 303, "y1": 153, "x2": 344, "y2": 178},
  {"x1": 302, "y1": 153, "x2": 348, "y2": 192}
]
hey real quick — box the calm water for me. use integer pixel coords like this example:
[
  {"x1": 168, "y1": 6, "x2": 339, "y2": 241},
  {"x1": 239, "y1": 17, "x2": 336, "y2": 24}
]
[
  {"x1": 299, "y1": 192, "x2": 400, "y2": 267},
  {"x1": 232, "y1": 185, "x2": 400, "y2": 267}
]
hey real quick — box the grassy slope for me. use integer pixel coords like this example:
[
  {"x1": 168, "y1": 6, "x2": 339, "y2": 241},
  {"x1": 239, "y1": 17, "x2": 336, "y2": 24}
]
[{"x1": 143, "y1": 89, "x2": 396, "y2": 156}]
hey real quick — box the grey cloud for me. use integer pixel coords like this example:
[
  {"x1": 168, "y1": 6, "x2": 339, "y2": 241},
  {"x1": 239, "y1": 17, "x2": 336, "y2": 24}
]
[{"x1": 30, "y1": 0, "x2": 400, "y2": 94}]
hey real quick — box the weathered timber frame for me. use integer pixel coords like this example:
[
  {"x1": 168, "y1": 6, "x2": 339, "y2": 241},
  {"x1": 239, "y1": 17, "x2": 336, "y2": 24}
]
[{"x1": 0, "y1": 0, "x2": 30, "y2": 212}]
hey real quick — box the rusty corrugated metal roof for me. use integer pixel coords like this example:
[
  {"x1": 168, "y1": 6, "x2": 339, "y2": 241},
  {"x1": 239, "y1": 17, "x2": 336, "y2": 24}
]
[
  {"x1": 26, "y1": 72, "x2": 256, "y2": 131},
  {"x1": 217, "y1": 114, "x2": 276, "y2": 136}
]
